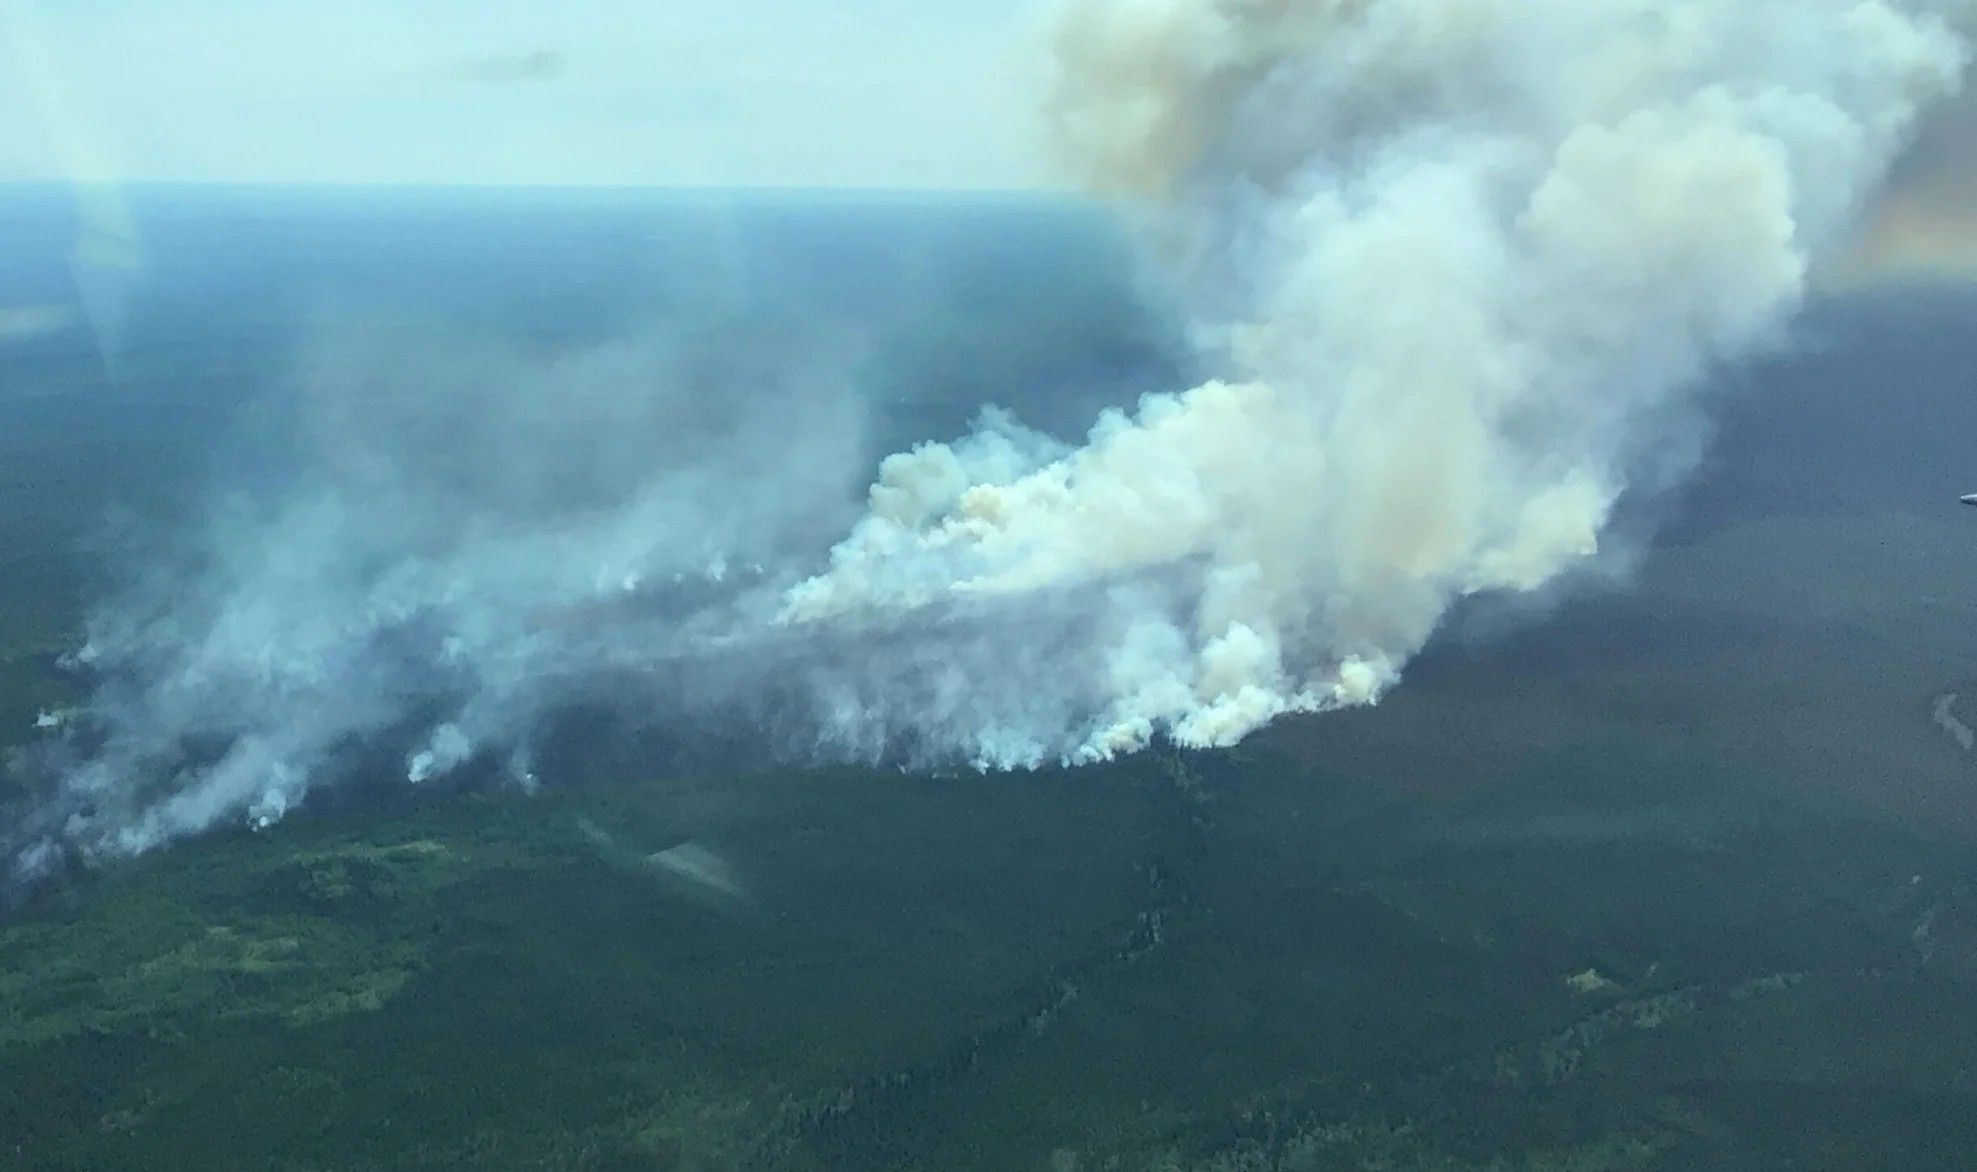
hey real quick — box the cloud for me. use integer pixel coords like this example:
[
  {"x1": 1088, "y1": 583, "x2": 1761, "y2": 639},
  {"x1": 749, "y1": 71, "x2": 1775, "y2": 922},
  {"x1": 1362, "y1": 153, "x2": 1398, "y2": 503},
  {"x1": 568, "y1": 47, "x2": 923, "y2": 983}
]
[{"x1": 443, "y1": 48, "x2": 567, "y2": 86}]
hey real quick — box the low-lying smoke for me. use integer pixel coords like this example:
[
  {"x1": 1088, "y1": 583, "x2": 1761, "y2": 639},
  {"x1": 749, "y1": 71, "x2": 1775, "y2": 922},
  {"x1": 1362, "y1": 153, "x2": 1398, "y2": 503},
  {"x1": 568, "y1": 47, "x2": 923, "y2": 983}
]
[{"x1": 12, "y1": 0, "x2": 1971, "y2": 868}]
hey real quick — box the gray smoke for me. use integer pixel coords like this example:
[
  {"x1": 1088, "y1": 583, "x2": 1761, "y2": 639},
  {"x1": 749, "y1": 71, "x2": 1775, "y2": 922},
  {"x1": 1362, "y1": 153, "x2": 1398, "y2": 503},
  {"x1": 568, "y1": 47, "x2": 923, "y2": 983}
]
[
  {"x1": 14, "y1": 0, "x2": 1971, "y2": 866},
  {"x1": 22, "y1": 319, "x2": 881, "y2": 860}
]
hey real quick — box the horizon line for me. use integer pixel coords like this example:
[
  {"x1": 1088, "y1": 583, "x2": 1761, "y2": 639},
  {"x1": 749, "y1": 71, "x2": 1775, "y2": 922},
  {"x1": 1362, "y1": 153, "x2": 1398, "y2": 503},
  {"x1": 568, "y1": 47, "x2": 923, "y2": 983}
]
[{"x1": 0, "y1": 176, "x2": 1082, "y2": 200}]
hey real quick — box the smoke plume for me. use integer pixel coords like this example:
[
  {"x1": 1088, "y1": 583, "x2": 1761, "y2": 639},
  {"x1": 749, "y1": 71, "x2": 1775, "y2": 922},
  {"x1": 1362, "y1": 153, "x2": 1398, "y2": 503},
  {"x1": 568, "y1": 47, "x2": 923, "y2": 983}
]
[
  {"x1": 13, "y1": 0, "x2": 1971, "y2": 867},
  {"x1": 788, "y1": 0, "x2": 1969, "y2": 756}
]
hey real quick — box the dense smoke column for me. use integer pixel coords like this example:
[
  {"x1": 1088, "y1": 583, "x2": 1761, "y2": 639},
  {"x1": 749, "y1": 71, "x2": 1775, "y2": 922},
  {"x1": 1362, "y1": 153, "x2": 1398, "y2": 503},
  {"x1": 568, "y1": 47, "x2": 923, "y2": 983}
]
[{"x1": 783, "y1": 0, "x2": 1971, "y2": 762}]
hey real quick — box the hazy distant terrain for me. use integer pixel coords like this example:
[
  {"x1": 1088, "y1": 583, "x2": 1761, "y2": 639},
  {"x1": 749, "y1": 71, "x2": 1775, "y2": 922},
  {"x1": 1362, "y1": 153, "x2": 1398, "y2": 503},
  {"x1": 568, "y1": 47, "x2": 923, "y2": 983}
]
[{"x1": 3, "y1": 189, "x2": 1976, "y2": 1169}]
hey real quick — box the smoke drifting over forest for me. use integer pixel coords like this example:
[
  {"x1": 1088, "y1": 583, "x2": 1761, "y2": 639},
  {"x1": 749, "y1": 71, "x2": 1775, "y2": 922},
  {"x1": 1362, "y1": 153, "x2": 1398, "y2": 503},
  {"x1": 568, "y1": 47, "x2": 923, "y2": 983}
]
[{"x1": 13, "y1": 0, "x2": 1971, "y2": 868}]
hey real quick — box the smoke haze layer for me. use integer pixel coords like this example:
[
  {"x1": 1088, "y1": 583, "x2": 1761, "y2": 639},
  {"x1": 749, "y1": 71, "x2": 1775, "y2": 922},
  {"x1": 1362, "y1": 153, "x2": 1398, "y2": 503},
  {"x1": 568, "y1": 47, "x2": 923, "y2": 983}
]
[{"x1": 14, "y1": 0, "x2": 1972, "y2": 865}]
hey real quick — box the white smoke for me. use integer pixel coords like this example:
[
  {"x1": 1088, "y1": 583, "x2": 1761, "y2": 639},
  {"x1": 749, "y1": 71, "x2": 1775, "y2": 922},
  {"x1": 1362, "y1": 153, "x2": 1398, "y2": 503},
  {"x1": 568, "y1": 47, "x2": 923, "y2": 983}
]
[
  {"x1": 783, "y1": 0, "x2": 1970, "y2": 761},
  {"x1": 11, "y1": 0, "x2": 1971, "y2": 864},
  {"x1": 18, "y1": 321, "x2": 881, "y2": 859}
]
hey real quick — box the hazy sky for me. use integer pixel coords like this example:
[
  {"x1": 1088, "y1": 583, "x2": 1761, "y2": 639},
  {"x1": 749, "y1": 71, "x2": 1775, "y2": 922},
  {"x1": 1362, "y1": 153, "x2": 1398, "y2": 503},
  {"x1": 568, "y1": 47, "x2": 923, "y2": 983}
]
[
  {"x1": 0, "y1": 0, "x2": 1971, "y2": 258},
  {"x1": 0, "y1": 0, "x2": 1053, "y2": 189}
]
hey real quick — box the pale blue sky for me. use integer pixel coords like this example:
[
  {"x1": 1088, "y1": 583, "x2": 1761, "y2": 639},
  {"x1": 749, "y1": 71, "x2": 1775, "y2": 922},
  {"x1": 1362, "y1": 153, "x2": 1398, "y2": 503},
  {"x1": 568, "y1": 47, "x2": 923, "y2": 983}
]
[{"x1": 0, "y1": 0, "x2": 1054, "y2": 189}]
